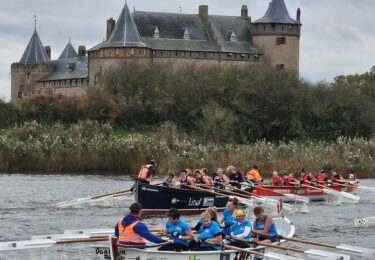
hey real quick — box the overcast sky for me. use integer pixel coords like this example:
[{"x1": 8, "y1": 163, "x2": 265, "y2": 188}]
[{"x1": 0, "y1": 0, "x2": 374, "y2": 101}]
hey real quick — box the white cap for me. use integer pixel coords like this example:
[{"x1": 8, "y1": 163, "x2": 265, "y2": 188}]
[{"x1": 273, "y1": 171, "x2": 278, "y2": 175}]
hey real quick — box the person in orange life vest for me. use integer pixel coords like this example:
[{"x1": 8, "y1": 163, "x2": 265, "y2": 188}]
[
  {"x1": 331, "y1": 171, "x2": 344, "y2": 184},
  {"x1": 317, "y1": 170, "x2": 329, "y2": 186},
  {"x1": 115, "y1": 202, "x2": 174, "y2": 245},
  {"x1": 137, "y1": 160, "x2": 157, "y2": 184},
  {"x1": 246, "y1": 165, "x2": 262, "y2": 183},
  {"x1": 282, "y1": 174, "x2": 297, "y2": 186},
  {"x1": 271, "y1": 171, "x2": 282, "y2": 186},
  {"x1": 299, "y1": 169, "x2": 309, "y2": 184}
]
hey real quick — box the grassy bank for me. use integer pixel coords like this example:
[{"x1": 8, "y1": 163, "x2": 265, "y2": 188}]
[{"x1": 0, "y1": 121, "x2": 374, "y2": 178}]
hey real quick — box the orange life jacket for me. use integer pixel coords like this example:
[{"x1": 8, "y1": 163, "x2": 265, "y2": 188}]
[
  {"x1": 246, "y1": 169, "x2": 262, "y2": 183},
  {"x1": 117, "y1": 219, "x2": 146, "y2": 244},
  {"x1": 284, "y1": 176, "x2": 297, "y2": 186},
  {"x1": 138, "y1": 164, "x2": 153, "y2": 183}
]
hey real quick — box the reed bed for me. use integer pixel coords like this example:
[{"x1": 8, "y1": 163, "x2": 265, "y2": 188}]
[{"x1": 0, "y1": 121, "x2": 374, "y2": 178}]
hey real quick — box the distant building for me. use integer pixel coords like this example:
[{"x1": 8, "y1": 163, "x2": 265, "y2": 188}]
[{"x1": 10, "y1": 0, "x2": 301, "y2": 102}]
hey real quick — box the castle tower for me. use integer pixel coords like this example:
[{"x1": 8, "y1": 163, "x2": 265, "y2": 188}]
[
  {"x1": 251, "y1": 0, "x2": 301, "y2": 74},
  {"x1": 11, "y1": 25, "x2": 53, "y2": 101},
  {"x1": 87, "y1": 2, "x2": 151, "y2": 87}
]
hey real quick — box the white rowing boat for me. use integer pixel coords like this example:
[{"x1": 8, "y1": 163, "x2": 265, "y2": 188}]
[{"x1": 93, "y1": 217, "x2": 297, "y2": 260}]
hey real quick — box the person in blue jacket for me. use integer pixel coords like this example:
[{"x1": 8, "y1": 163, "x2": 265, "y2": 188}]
[
  {"x1": 225, "y1": 209, "x2": 252, "y2": 248},
  {"x1": 252, "y1": 206, "x2": 279, "y2": 243},
  {"x1": 190, "y1": 211, "x2": 223, "y2": 251},
  {"x1": 115, "y1": 202, "x2": 174, "y2": 246},
  {"x1": 158, "y1": 208, "x2": 194, "y2": 251},
  {"x1": 219, "y1": 197, "x2": 239, "y2": 235}
]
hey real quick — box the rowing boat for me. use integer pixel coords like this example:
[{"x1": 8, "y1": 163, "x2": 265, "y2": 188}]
[
  {"x1": 134, "y1": 182, "x2": 229, "y2": 214},
  {"x1": 252, "y1": 185, "x2": 357, "y2": 202},
  {"x1": 93, "y1": 217, "x2": 295, "y2": 260}
]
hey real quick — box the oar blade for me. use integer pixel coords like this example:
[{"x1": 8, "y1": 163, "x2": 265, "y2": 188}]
[
  {"x1": 283, "y1": 193, "x2": 309, "y2": 203},
  {"x1": 356, "y1": 185, "x2": 375, "y2": 191},
  {"x1": 264, "y1": 252, "x2": 303, "y2": 260},
  {"x1": 0, "y1": 239, "x2": 56, "y2": 251},
  {"x1": 31, "y1": 234, "x2": 90, "y2": 241},
  {"x1": 322, "y1": 188, "x2": 360, "y2": 202},
  {"x1": 305, "y1": 249, "x2": 350, "y2": 260},
  {"x1": 337, "y1": 244, "x2": 375, "y2": 258}
]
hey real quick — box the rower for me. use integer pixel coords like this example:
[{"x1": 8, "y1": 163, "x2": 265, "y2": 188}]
[
  {"x1": 282, "y1": 174, "x2": 297, "y2": 186},
  {"x1": 306, "y1": 172, "x2": 317, "y2": 185},
  {"x1": 299, "y1": 169, "x2": 309, "y2": 184},
  {"x1": 252, "y1": 206, "x2": 279, "y2": 244},
  {"x1": 245, "y1": 165, "x2": 263, "y2": 184},
  {"x1": 331, "y1": 171, "x2": 344, "y2": 184},
  {"x1": 194, "y1": 206, "x2": 219, "y2": 232},
  {"x1": 163, "y1": 170, "x2": 176, "y2": 187},
  {"x1": 201, "y1": 168, "x2": 214, "y2": 186},
  {"x1": 213, "y1": 168, "x2": 229, "y2": 189},
  {"x1": 194, "y1": 169, "x2": 211, "y2": 187},
  {"x1": 115, "y1": 202, "x2": 173, "y2": 246},
  {"x1": 219, "y1": 197, "x2": 239, "y2": 235},
  {"x1": 317, "y1": 170, "x2": 329, "y2": 185},
  {"x1": 225, "y1": 209, "x2": 252, "y2": 248},
  {"x1": 137, "y1": 160, "x2": 157, "y2": 184},
  {"x1": 271, "y1": 171, "x2": 282, "y2": 186},
  {"x1": 190, "y1": 211, "x2": 223, "y2": 251},
  {"x1": 179, "y1": 169, "x2": 195, "y2": 188},
  {"x1": 227, "y1": 166, "x2": 243, "y2": 189},
  {"x1": 158, "y1": 208, "x2": 194, "y2": 251}
]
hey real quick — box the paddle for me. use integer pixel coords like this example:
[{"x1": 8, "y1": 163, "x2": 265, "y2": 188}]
[
  {"x1": 204, "y1": 241, "x2": 302, "y2": 260},
  {"x1": 230, "y1": 237, "x2": 350, "y2": 260},
  {"x1": 0, "y1": 236, "x2": 108, "y2": 251},
  {"x1": 290, "y1": 181, "x2": 360, "y2": 202},
  {"x1": 260, "y1": 233, "x2": 375, "y2": 258},
  {"x1": 251, "y1": 185, "x2": 309, "y2": 204},
  {"x1": 346, "y1": 181, "x2": 375, "y2": 191},
  {"x1": 56, "y1": 190, "x2": 133, "y2": 209}
]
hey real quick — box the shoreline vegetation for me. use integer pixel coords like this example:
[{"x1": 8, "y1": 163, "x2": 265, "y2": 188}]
[
  {"x1": 0, "y1": 120, "x2": 374, "y2": 178},
  {"x1": 1, "y1": 63, "x2": 375, "y2": 177}
]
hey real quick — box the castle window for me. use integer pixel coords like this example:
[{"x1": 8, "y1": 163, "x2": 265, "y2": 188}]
[
  {"x1": 241, "y1": 54, "x2": 245, "y2": 59},
  {"x1": 161, "y1": 51, "x2": 163, "y2": 56},
  {"x1": 276, "y1": 64, "x2": 285, "y2": 70},
  {"x1": 230, "y1": 31, "x2": 237, "y2": 42},
  {"x1": 263, "y1": 25, "x2": 266, "y2": 30},
  {"x1": 272, "y1": 23, "x2": 276, "y2": 28},
  {"x1": 289, "y1": 25, "x2": 293, "y2": 30},
  {"x1": 27, "y1": 73, "x2": 31, "y2": 80},
  {"x1": 282, "y1": 26, "x2": 284, "y2": 31},
  {"x1": 182, "y1": 51, "x2": 185, "y2": 57},
  {"x1": 70, "y1": 80, "x2": 72, "y2": 85},
  {"x1": 175, "y1": 51, "x2": 178, "y2": 56},
  {"x1": 276, "y1": 37, "x2": 286, "y2": 45},
  {"x1": 168, "y1": 51, "x2": 171, "y2": 56},
  {"x1": 190, "y1": 52, "x2": 192, "y2": 57},
  {"x1": 131, "y1": 48, "x2": 135, "y2": 55},
  {"x1": 115, "y1": 48, "x2": 119, "y2": 55},
  {"x1": 18, "y1": 85, "x2": 24, "y2": 99},
  {"x1": 81, "y1": 79, "x2": 84, "y2": 85},
  {"x1": 227, "y1": 53, "x2": 232, "y2": 58}
]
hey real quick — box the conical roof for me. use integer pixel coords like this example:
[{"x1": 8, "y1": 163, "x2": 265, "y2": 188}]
[
  {"x1": 105, "y1": 2, "x2": 146, "y2": 47},
  {"x1": 253, "y1": 0, "x2": 298, "y2": 24},
  {"x1": 20, "y1": 29, "x2": 50, "y2": 64},
  {"x1": 58, "y1": 40, "x2": 77, "y2": 60}
]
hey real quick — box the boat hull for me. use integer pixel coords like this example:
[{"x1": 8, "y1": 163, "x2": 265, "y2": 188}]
[
  {"x1": 134, "y1": 182, "x2": 228, "y2": 214},
  {"x1": 252, "y1": 185, "x2": 356, "y2": 202},
  {"x1": 93, "y1": 217, "x2": 295, "y2": 260}
]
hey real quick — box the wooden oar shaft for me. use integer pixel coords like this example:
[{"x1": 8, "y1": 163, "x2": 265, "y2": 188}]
[
  {"x1": 189, "y1": 185, "x2": 231, "y2": 198},
  {"x1": 232, "y1": 237, "x2": 304, "y2": 254},
  {"x1": 204, "y1": 241, "x2": 264, "y2": 256},
  {"x1": 117, "y1": 241, "x2": 170, "y2": 249},
  {"x1": 276, "y1": 235, "x2": 336, "y2": 249},
  {"x1": 91, "y1": 190, "x2": 132, "y2": 200}
]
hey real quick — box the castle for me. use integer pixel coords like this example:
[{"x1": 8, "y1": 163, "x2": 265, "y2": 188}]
[{"x1": 10, "y1": 0, "x2": 301, "y2": 102}]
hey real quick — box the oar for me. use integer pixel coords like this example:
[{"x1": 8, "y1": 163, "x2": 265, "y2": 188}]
[
  {"x1": 252, "y1": 186, "x2": 309, "y2": 204},
  {"x1": 291, "y1": 182, "x2": 360, "y2": 202},
  {"x1": 56, "y1": 190, "x2": 133, "y2": 209},
  {"x1": 231, "y1": 237, "x2": 350, "y2": 260},
  {"x1": 262, "y1": 233, "x2": 375, "y2": 258},
  {"x1": 0, "y1": 237, "x2": 108, "y2": 251},
  {"x1": 346, "y1": 181, "x2": 375, "y2": 191},
  {"x1": 204, "y1": 241, "x2": 302, "y2": 260}
]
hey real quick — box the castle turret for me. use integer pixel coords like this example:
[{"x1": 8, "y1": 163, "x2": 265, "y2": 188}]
[
  {"x1": 251, "y1": 0, "x2": 301, "y2": 74},
  {"x1": 11, "y1": 26, "x2": 53, "y2": 101}
]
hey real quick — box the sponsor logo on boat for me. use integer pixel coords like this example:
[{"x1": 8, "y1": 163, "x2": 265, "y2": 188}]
[
  {"x1": 144, "y1": 187, "x2": 159, "y2": 192},
  {"x1": 188, "y1": 197, "x2": 202, "y2": 206},
  {"x1": 189, "y1": 256, "x2": 201, "y2": 260},
  {"x1": 273, "y1": 189, "x2": 291, "y2": 193},
  {"x1": 203, "y1": 197, "x2": 214, "y2": 207},
  {"x1": 171, "y1": 198, "x2": 187, "y2": 204},
  {"x1": 295, "y1": 189, "x2": 305, "y2": 194}
]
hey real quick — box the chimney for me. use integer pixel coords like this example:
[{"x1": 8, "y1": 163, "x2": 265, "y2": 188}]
[
  {"x1": 107, "y1": 18, "x2": 116, "y2": 41},
  {"x1": 241, "y1": 5, "x2": 248, "y2": 20},
  {"x1": 78, "y1": 45, "x2": 86, "y2": 61},
  {"x1": 199, "y1": 5, "x2": 208, "y2": 22},
  {"x1": 296, "y1": 8, "x2": 301, "y2": 23},
  {"x1": 44, "y1": 46, "x2": 51, "y2": 59}
]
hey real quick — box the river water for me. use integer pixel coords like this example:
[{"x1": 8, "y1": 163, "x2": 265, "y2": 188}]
[{"x1": 0, "y1": 174, "x2": 374, "y2": 260}]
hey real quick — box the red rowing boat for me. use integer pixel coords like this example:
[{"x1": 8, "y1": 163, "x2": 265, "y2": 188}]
[{"x1": 252, "y1": 185, "x2": 357, "y2": 202}]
